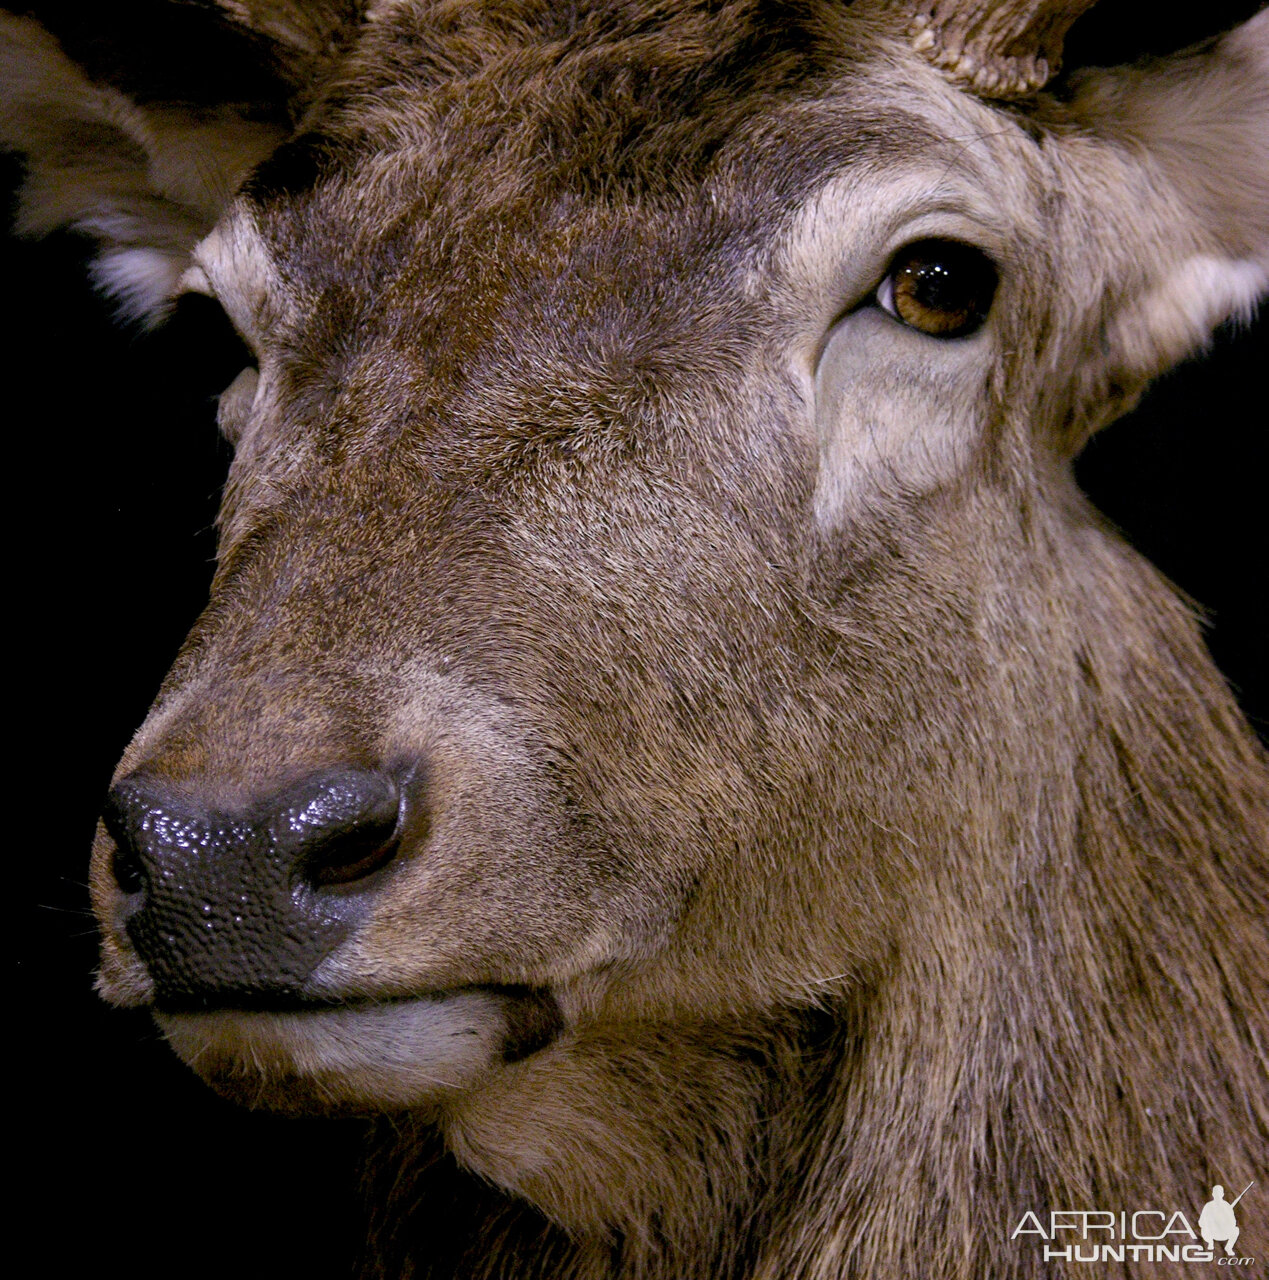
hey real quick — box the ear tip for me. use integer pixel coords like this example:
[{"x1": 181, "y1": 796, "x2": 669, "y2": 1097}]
[{"x1": 1219, "y1": 9, "x2": 1269, "y2": 75}]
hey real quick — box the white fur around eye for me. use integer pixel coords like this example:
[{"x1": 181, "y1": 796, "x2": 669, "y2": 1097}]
[
  {"x1": 216, "y1": 365, "x2": 260, "y2": 444},
  {"x1": 812, "y1": 305, "x2": 990, "y2": 528}
]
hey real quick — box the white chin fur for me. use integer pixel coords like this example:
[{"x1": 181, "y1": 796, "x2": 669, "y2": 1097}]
[{"x1": 157, "y1": 991, "x2": 511, "y2": 1113}]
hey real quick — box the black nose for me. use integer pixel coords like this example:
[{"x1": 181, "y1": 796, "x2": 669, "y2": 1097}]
[{"x1": 102, "y1": 769, "x2": 402, "y2": 1009}]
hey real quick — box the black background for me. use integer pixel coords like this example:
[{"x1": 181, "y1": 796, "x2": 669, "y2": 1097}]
[{"x1": 8, "y1": 3, "x2": 1266, "y2": 1276}]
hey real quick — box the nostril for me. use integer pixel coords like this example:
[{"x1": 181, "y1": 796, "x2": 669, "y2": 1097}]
[
  {"x1": 302, "y1": 812, "x2": 400, "y2": 887},
  {"x1": 102, "y1": 765, "x2": 405, "y2": 926},
  {"x1": 273, "y1": 770, "x2": 406, "y2": 890},
  {"x1": 112, "y1": 844, "x2": 146, "y2": 895},
  {"x1": 99, "y1": 769, "x2": 387, "y2": 1006},
  {"x1": 101, "y1": 792, "x2": 146, "y2": 896}
]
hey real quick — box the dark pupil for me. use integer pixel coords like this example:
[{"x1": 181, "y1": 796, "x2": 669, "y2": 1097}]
[
  {"x1": 900, "y1": 239, "x2": 997, "y2": 334},
  {"x1": 912, "y1": 260, "x2": 963, "y2": 312}
]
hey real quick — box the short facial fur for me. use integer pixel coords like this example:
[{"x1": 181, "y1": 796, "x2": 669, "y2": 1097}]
[{"x1": 4, "y1": 2, "x2": 1266, "y2": 1277}]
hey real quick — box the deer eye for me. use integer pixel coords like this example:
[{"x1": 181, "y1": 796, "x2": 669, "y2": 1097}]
[
  {"x1": 217, "y1": 365, "x2": 261, "y2": 444},
  {"x1": 876, "y1": 239, "x2": 998, "y2": 338}
]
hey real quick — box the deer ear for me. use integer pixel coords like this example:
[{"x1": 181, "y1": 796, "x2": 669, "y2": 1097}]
[
  {"x1": 1055, "y1": 13, "x2": 1268, "y2": 440},
  {"x1": 0, "y1": 6, "x2": 356, "y2": 325}
]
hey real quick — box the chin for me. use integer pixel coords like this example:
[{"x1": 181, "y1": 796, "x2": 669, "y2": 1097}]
[{"x1": 155, "y1": 990, "x2": 522, "y2": 1115}]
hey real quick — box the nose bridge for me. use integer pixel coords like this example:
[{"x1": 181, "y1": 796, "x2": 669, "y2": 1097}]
[
  {"x1": 129, "y1": 659, "x2": 384, "y2": 802},
  {"x1": 133, "y1": 500, "x2": 413, "y2": 792},
  {"x1": 125, "y1": 438, "x2": 517, "y2": 802}
]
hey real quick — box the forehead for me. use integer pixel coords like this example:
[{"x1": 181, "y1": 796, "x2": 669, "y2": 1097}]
[
  {"x1": 197, "y1": 0, "x2": 1034, "y2": 429},
  {"x1": 233, "y1": 1, "x2": 980, "y2": 279}
]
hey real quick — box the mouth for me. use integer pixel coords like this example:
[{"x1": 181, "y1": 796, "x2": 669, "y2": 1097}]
[{"x1": 156, "y1": 985, "x2": 563, "y2": 1114}]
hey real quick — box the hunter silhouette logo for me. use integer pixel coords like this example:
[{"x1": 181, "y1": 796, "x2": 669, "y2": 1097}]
[
  {"x1": 1009, "y1": 1180, "x2": 1256, "y2": 1265},
  {"x1": 1200, "y1": 1183, "x2": 1252, "y2": 1258}
]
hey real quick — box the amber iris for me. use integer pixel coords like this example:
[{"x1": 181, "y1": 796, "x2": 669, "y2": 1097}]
[{"x1": 883, "y1": 238, "x2": 998, "y2": 337}]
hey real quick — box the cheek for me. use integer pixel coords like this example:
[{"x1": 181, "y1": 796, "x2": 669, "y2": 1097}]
[{"x1": 812, "y1": 309, "x2": 991, "y2": 527}]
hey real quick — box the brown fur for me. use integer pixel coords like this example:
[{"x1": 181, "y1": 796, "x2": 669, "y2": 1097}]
[{"x1": 3, "y1": 2, "x2": 1266, "y2": 1276}]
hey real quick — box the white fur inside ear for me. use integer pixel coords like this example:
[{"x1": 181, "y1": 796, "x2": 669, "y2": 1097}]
[
  {"x1": 1, "y1": 12, "x2": 286, "y2": 326},
  {"x1": 1110, "y1": 254, "x2": 1268, "y2": 375},
  {"x1": 89, "y1": 245, "x2": 191, "y2": 325}
]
